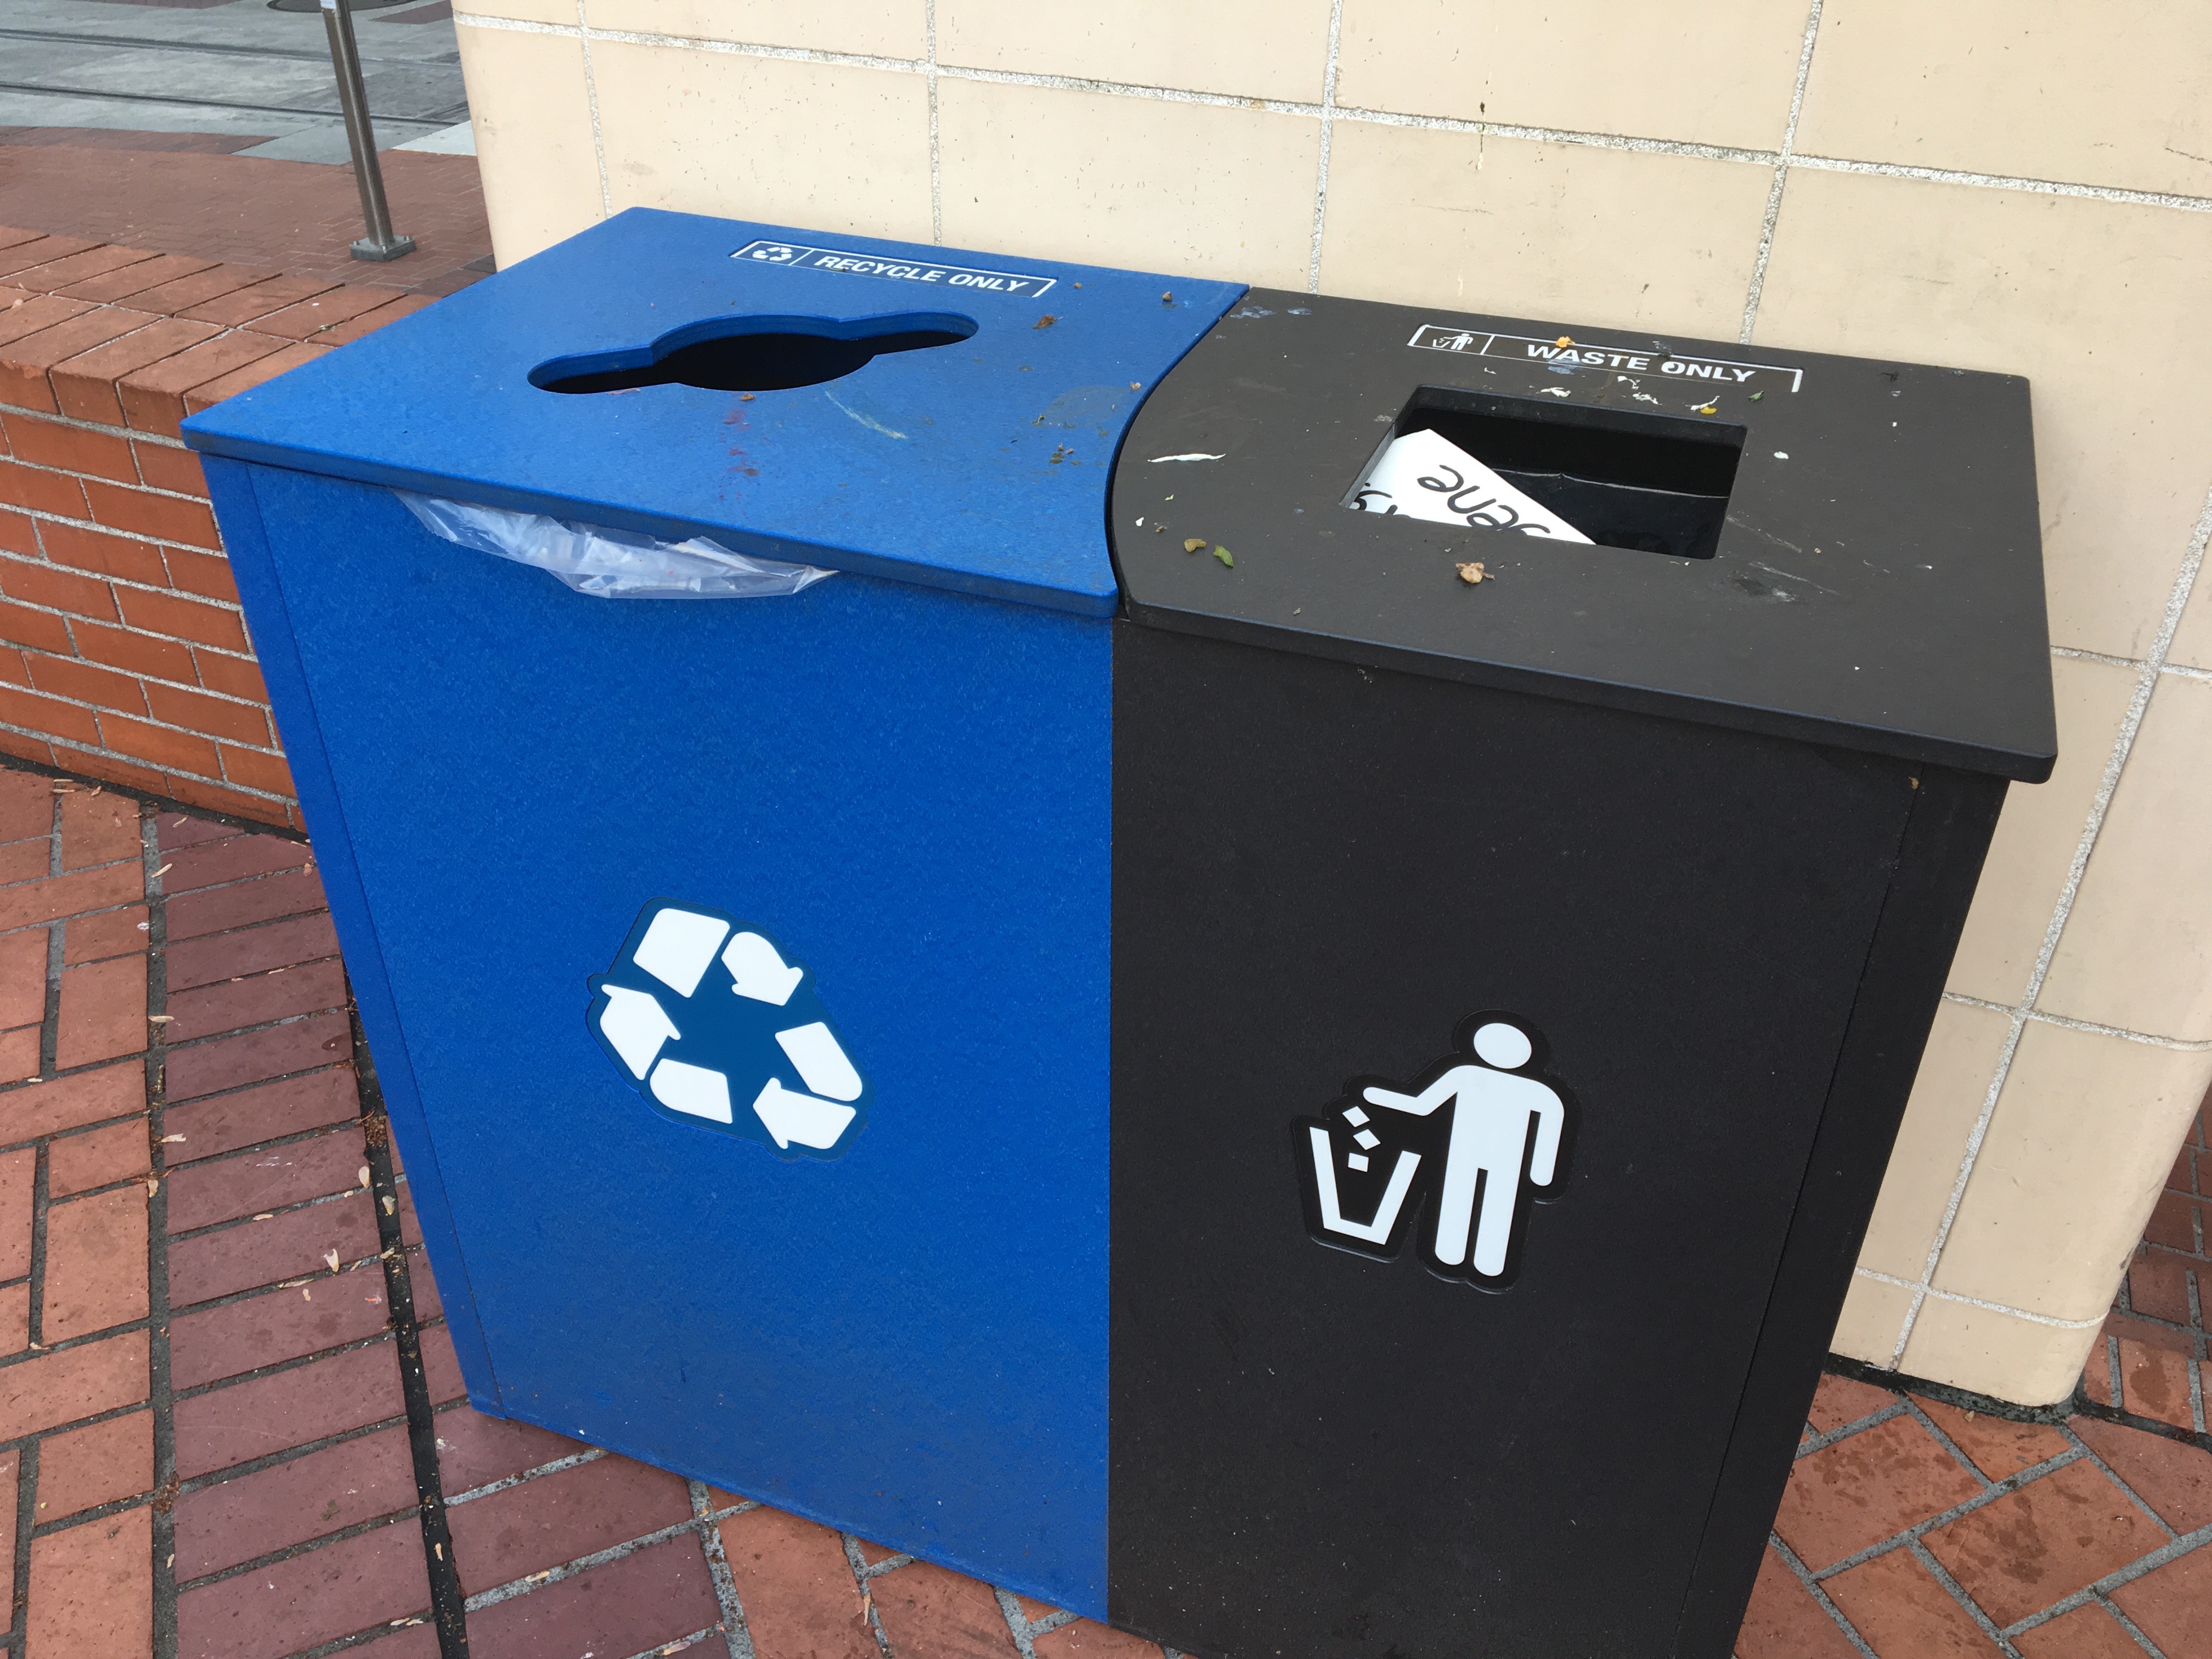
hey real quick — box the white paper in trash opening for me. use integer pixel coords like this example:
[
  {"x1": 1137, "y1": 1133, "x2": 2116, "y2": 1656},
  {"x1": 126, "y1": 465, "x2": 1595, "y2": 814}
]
[{"x1": 1346, "y1": 428, "x2": 1592, "y2": 543}]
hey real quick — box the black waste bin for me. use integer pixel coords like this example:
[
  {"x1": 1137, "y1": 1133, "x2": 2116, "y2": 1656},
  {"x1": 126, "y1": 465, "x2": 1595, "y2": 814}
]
[{"x1": 1097, "y1": 292, "x2": 2051, "y2": 1658}]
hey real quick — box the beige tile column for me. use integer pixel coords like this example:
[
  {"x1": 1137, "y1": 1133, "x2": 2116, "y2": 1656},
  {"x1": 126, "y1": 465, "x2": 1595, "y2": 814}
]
[
  {"x1": 1770, "y1": 0, "x2": 2212, "y2": 1403},
  {"x1": 439, "y1": 0, "x2": 2212, "y2": 1406}
]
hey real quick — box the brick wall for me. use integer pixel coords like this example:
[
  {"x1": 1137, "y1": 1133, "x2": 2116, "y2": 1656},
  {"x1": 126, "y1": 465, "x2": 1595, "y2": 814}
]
[{"x1": 0, "y1": 227, "x2": 438, "y2": 832}]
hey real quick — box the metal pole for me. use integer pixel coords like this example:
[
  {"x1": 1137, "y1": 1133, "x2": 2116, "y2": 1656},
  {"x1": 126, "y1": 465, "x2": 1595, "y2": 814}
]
[{"x1": 321, "y1": 0, "x2": 416, "y2": 262}]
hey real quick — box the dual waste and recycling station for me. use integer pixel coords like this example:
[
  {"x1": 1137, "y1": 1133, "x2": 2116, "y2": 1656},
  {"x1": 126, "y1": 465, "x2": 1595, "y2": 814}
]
[{"x1": 182, "y1": 210, "x2": 2055, "y2": 1659}]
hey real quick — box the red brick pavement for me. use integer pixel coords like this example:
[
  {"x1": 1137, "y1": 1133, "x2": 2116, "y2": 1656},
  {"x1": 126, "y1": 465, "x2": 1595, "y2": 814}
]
[
  {"x1": 3, "y1": 757, "x2": 2210, "y2": 1657},
  {"x1": 0, "y1": 134, "x2": 490, "y2": 300}
]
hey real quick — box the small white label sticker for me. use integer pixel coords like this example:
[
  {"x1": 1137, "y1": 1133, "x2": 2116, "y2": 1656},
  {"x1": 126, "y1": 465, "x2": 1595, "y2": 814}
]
[
  {"x1": 1347, "y1": 428, "x2": 1592, "y2": 541},
  {"x1": 1407, "y1": 323, "x2": 1803, "y2": 394},
  {"x1": 732, "y1": 239, "x2": 1057, "y2": 297}
]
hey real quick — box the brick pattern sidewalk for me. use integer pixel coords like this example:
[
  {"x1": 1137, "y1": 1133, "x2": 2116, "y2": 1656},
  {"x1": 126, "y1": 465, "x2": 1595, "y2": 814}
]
[
  {"x1": 2087, "y1": 1108, "x2": 2212, "y2": 1438},
  {"x1": 4, "y1": 757, "x2": 2210, "y2": 1658},
  {"x1": 0, "y1": 142, "x2": 489, "y2": 300},
  {"x1": 1740, "y1": 1372, "x2": 2212, "y2": 1658}
]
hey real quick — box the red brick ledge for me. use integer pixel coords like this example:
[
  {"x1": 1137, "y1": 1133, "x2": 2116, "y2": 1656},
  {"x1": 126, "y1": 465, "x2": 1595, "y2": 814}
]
[{"x1": 0, "y1": 227, "x2": 439, "y2": 831}]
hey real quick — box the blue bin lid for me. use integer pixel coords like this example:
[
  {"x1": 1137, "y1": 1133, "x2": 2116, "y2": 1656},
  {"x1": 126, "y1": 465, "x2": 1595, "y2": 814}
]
[{"x1": 180, "y1": 210, "x2": 1245, "y2": 617}]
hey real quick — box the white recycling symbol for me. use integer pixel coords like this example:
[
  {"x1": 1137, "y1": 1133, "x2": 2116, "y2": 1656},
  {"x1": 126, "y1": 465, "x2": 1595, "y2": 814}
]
[{"x1": 587, "y1": 901, "x2": 870, "y2": 1158}]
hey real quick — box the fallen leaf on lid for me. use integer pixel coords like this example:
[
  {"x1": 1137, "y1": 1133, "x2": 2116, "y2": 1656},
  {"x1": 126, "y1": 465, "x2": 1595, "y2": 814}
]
[
  {"x1": 1161, "y1": 291, "x2": 1172, "y2": 303},
  {"x1": 1457, "y1": 562, "x2": 1489, "y2": 584},
  {"x1": 1555, "y1": 335, "x2": 1573, "y2": 347},
  {"x1": 739, "y1": 393, "x2": 754, "y2": 401},
  {"x1": 1034, "y1": 315, "x2": 1056, "y2": 329},
  {"x1": 1213, "y1": 545, "x2": 1234, "y2": 567},
  {"x1": 1184, "y1": 538, "x2": 1206, "y2": 553},
  {"x1": 1130, "y1": 381, "x2": 1142, "y2": 390},
  {"x1": 1692, "y1": 403, "x2": 1718, "y2": 415}
]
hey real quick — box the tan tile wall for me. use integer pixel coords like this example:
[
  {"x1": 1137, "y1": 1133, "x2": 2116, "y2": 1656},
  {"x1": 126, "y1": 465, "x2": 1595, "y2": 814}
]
[{"x1": 450, "y1": 0, "x2": 2212, "y2": 1406}]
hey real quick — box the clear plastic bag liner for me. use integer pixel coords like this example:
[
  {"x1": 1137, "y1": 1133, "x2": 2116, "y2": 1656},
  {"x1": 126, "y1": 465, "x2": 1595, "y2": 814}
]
[{"x1": 396, "y1": 490, "x2": 836, "y2": 600}]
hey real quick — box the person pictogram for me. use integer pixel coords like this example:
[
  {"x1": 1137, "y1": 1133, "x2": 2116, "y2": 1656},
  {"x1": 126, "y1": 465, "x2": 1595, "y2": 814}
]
[{"x1": 1293, "y1": 1014, "x2": 1574, "y2": 1289}]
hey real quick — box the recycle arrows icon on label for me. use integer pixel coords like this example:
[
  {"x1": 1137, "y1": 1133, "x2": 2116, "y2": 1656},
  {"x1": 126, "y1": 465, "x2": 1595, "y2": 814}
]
[{"x1": 586, "y1": 900, "x2": 871, "y2": 1159}]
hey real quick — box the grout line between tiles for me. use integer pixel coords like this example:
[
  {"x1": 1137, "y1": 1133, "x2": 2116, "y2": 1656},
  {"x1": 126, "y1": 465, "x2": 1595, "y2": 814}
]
[
  {"x1": 575, "y1": 0, "x2": 611, "y2": 221},
  {"x1": 458, "y1": 1504, "x2": 752, "y2": 1613},
  {"x1": 1891, "y1": 481, "x2": 2212, "y2": 1368},
  {"x1": 448, "y1": 12, "x2": 2212, "y2": 212},
  {"x1": 1939, "y1": 994, "x2": 2212, "y2": 1052},
  {"x1": 1769, "y1": 1531, "x2": 1878, "y2": 1659},
  {"x1": 2058, "y1": 1420, "x2": 2181, "y2": 1541},
  {"x1": 1794, "y1": 1398, "x2": 1911, "y2": 1458},
  {"x1": 142, "y1": 799, "x2": 179, "y2": 1659},
  {"x1": 1910, "y1": 1537, "x2": 2027, "y2": 1658},
  {"x1": 2098, "y1": 1592, "x2": 2178, "y2": 1659},
  {"x1": 691, "y1": 1476, "x2": 755, "y2": 1659},
  {"x1": 353, "y1": 1002, "x2": 467, "y2": 1657},
  {"x1": 1301, "y1": 0, "x2": 1343, "y2": 295},
  {"x1": 924, "y1": 0, "x2": 941, "y2": 246},
  {"x1": 841, "y1": 1532, "x2": 898, "y2": 1659},
  {"x1": 1851, "y1": 1268, "x2": 2107, "y2": 1330},
  {"x1": 1898, "y1": 1395, "x2": 1997, "y2": 1489},
  {"x1": 442, "y1": 1446, "x2": 605, "y2": 1507},
  {"x1": 0, "y1": 402, "x2": 191, "y2": 450},
  {"x1": 1740, "y1": 0, "x2": 1822, "y2": 343},
  {"x1": 172, "y1": 1507, "x2": 420, "y2": 1595},
  {"x1": 1807, "y1": 1447, "x2": 2083, "y2": 1582},
  {"x1": 1999, "y1": 1520, "x2": 2212, "y2": 1638}
]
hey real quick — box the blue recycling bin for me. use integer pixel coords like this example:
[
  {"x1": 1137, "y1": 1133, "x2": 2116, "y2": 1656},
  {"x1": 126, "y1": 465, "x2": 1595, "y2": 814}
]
[{"x1": 183, "y1": 210, "x2": 1243, "y2": 1614}]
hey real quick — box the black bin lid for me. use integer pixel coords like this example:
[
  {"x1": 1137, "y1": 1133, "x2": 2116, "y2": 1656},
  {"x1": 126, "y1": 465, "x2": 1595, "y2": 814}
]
[{"x1": 1110, "y1": 290, "x2": 2055, "y2": 783}]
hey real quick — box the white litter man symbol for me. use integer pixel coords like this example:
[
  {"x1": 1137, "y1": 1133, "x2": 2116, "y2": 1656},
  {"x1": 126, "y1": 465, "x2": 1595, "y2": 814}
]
[{"x1": 1294, "y1": 1014, "x2": 1573, "y2": 1289}]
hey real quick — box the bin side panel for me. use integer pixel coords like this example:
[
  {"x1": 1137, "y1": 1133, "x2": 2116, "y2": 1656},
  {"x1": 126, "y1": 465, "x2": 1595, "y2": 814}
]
[
  {"x1": 1105, "y1": 625, "x2": 1917, "y2": 1659},
  {"x1": 1671, "y1": 764, "x2": 2006, "y2": 1658},
  {"x1": 240, "y1": 467, "x2": 1113, "y2": 1612},
  {"x1": 204, "y1": 456, "x2": 502, "y2": 1407}
]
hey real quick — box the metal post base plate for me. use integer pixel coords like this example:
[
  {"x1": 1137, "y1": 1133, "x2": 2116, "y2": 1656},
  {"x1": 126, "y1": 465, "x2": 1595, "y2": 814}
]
[{"x1": 352, "y1": 235, "x2": 419, "y2": 263}]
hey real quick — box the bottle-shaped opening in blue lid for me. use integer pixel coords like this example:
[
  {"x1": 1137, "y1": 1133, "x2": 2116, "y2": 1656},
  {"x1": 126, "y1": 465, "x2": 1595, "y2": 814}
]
[{"x1": 531, "y1": 310, "x2": 979, "y2": 396}]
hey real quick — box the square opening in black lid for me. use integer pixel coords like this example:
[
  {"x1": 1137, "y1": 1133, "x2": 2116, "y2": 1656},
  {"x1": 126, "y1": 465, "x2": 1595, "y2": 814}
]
[{"x1": 1351, "y1": 386, "x2": 1747, "y2": 560}]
